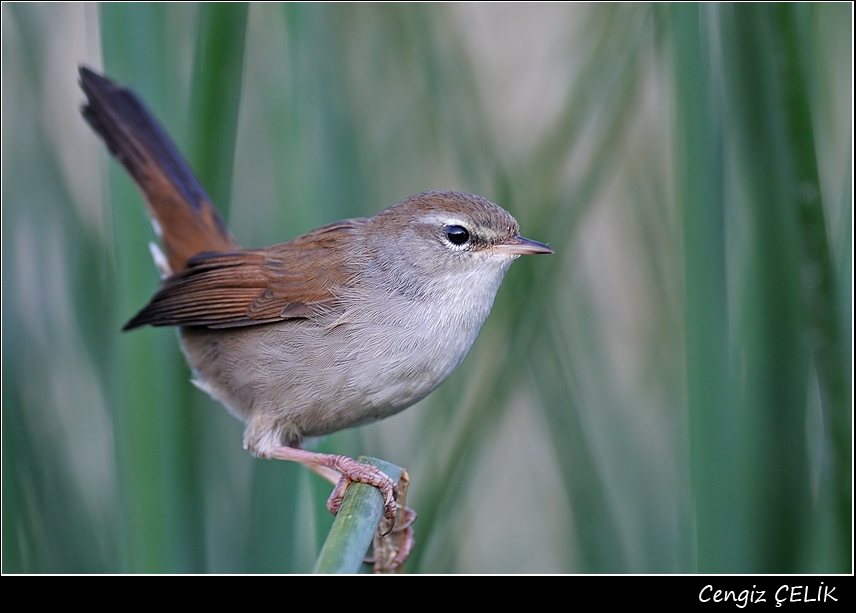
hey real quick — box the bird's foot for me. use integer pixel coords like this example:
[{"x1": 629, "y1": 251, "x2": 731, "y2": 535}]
[{"x1": 325, "y1": 455, "x2": 398, "y2": 522}]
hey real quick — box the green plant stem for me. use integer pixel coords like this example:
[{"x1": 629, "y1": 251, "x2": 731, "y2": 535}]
[{"x1": 313, "y1": 458, "x2": 403, "y2": 574}]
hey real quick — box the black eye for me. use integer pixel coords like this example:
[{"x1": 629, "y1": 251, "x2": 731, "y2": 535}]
[{"x1": 445, "y1": 225, "x2": 470, "y2": 246}]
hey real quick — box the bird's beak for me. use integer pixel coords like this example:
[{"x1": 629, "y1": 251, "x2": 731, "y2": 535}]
[{"x1": 493, "y1": 235, "x2": 554, "y2": 256}]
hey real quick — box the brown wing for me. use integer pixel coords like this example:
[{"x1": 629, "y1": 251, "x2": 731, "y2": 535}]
[{"x1": 123, "y1": 219, "x2": 367, "y2": 329}]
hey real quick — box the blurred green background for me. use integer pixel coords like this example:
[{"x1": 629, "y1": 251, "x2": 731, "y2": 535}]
[{"x1": 2, "y1": 3, "x2": 851, "y2": 573}]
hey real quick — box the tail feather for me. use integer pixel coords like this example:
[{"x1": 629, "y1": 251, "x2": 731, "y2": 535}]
[{"x1": 79, "y1": 66, "x2": 239, "y2": 273}]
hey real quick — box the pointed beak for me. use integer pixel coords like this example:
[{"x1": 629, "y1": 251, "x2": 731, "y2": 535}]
[{"x1": 493, "y1": 235, "x2": 554, "y2": 256}]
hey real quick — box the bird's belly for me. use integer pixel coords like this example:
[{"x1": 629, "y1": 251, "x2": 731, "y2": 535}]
[{"x1": 179, "y1": 308, "x2": 480, "y2": 449}]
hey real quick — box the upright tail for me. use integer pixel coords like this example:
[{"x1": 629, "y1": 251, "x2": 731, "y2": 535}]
[{"x1": 79, "y1": 66, "x2": 239, "y2": 274}]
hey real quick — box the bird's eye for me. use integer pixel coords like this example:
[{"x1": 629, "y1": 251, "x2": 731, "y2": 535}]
[{"x1": 445, "y1": 225, "x2": 470, "y2": 246}]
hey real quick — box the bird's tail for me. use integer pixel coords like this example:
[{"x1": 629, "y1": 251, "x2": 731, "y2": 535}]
[{"x1": 79, "y1": 66, "x2": 239, "y2": 274}]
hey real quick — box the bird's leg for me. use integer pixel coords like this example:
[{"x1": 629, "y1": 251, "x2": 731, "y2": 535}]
[
  {"x1": 367, "y1": 470, "x2": 417, "y2": 572},
  {"x1": 305, "y1": 463, "x2": 341, "y2": 487},
  {"x1": 264, "y1": 445, "x2": 398, "y2": 521}
]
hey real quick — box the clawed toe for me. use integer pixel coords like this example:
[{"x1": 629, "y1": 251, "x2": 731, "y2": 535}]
[{"x1": 324, "y1": 460, "x2": 399, "y2": 525}]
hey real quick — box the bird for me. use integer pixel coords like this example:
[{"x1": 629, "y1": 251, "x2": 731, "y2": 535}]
[{"x1": 78, "y1": 65, "x2": 553, "y2": 524}]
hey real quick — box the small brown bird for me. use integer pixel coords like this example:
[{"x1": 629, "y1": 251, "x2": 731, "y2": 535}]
[{"x1": 79, "y1": 66, "x2": 552, "y2": 523}]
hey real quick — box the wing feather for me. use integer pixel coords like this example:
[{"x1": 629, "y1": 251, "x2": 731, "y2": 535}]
[{"x1": 123, "y1": 219, "x2": 366, "y2": 329}]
